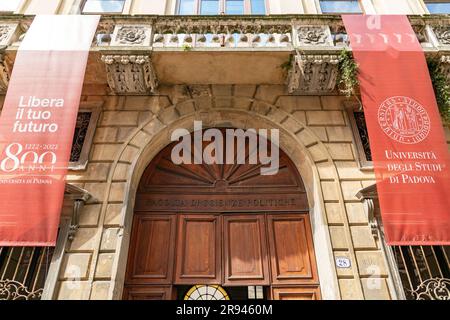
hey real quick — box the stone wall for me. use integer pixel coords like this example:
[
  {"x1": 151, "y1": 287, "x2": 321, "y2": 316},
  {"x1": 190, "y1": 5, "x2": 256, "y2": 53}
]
[
  {"x1": 54, "y1": 84, "x2": 404, "y2": 300},
  {"x1": 1, "y1": 84, "x2": 448, "y2": 299}
]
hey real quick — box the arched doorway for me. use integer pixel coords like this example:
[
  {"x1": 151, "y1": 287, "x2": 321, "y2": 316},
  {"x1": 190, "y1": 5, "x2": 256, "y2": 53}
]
[{"x1": 123, "y1": 129, "x2": 320, "y2": 300}]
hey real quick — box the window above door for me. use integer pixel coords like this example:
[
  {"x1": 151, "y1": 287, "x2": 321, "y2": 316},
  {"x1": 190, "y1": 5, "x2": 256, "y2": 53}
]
[{"x1": 177, "y1": 0, "x2": 267, "y2": 15}]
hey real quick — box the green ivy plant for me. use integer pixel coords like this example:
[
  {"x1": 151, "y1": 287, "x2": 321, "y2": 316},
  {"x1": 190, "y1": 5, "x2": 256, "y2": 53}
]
[
  {"x1": 182, "y1": 44, "x2": 193, "y2": 51},
  {"x1": 427, "y1": 57, "x2": 450, "y2": 125},
  {"x1": 337, "y1": 49, "x2": 359, "y2": 98},
  {"x1": 336, "y1": 51, "x2": 450, "y2": 125},
  {"x1": 280, "y1": 54, "x2": 294, "y2": 73},
  {"x1": 337, "y1": 48, "x2": 362, "y2": 108}
]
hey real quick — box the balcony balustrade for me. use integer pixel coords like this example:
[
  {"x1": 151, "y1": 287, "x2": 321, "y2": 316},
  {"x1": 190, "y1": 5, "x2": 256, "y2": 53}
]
[{"x1": 0, "y1": 14, "x2": 449, "y2": 94}]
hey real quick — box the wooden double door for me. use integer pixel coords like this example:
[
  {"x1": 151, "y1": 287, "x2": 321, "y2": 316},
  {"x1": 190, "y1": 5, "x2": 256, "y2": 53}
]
[
  {"x1": 124, "y1": 212, "x2": 320, "y2": 300},
  {"x1": 123, "y1": 129, "x2": 320, "y2": 300}
]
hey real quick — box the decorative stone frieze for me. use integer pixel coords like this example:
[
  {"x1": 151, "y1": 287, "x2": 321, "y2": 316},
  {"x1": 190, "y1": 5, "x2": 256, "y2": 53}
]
[
  {"x1": 93, "y1": 20, "x2": 115, "y2": 46},
  {"x1": 0, "y1": 23, "x2": 20, "y2": 46},
  {"x1": 101, "y1": 54, "x2": 158, "y2": 95},
  {"x1": 287, "y1": 53, "x2": 339, "y2": 94},
  {"x1": 433, "y1": 26, "x2": 450, "y2": 46},
  {"x1": 111, "y1": 25, "x2": 152, "y2": 46},
  {"x1": 152, "y1": 32, "x2": 291, "y2": 48},
  {"x1": 293, "y1": 25, "x2": 333, "y2": 47},
  {"x1": 152, "y1": 17, "x2": 292, "y2": 48}
]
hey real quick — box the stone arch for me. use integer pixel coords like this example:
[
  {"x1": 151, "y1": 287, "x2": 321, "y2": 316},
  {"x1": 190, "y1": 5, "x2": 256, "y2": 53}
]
[{"x1": 100, "y1": 95, "x2": 352, "y2": 300}]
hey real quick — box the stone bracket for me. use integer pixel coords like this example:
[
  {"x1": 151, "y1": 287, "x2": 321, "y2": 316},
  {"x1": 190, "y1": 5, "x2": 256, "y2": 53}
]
[
  {"x1": 65, "y1": 184, "x2": 91, "y2": 241},
  {"x1": 68, "y1": 199, "x2": 85, "y2": 241},
  {"x1": 356, "y1": 184, "x2": 379, "y2": 240},
  {"x1": 0, "y1": 47, "x2": 10, "y2": 94},
  {"x1": 287, "y1": 53, "x2": 339, "y2": 95},
  {"x1": 101, "y1": 54, "x2": 159, "y2": 95}
]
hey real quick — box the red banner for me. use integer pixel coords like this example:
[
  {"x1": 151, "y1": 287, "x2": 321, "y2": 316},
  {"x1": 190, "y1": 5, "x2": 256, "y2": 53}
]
[
  {"x1": 343, "y1": 15, "x2": 450, "y2": 245},
  {"x1": 0, "y1": 15, "x2": 99, "y2": 246}
]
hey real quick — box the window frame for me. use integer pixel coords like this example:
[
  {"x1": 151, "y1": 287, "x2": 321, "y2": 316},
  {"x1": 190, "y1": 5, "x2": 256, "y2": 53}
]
[
  {"x1": 68, "y1": 106, "x2": 100, "y2": 171},
  {"x1": 424, "y1": 0, "x2": 450, "y2": 14},
  {"x1": 317, "y1": 0, "x2": 363, "y2": 14},
  {"x1": 345, "y1": 102, "x2": 373, "y2": 170},
  {"x1": 81, "y1": 0, "x2": 126, "y2": 14},
  {"x1": 176, "y1": 0, "x2": 268, "y2": 15}
]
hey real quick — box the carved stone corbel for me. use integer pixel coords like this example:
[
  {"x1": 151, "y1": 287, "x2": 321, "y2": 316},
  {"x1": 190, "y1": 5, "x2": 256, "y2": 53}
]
[
  {"x1": 0, "y1": 47, "x2": 10, "y2": 94},
  {"x1": 64, "y1": 184, "x2": 91, "y2": 241},
  {"x1": 356, "y1": 183, "x2": 379, "y2": 240},
  {"x1": 110, "y1": 25, "x2": 152, "y2": 47},
  {"x1": 68, "y1": 199, "x2": 85, "y2": 241},
  {"x1": 101, "y1": 54, "x2": 158, "y2": 95},
  {"x1": 287, "y1": 53, "x2": 339, "y2": 94}
]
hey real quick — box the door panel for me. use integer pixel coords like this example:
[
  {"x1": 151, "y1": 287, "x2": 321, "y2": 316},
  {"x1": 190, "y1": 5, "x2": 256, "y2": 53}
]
[
  {"x1": 175, "y1": 215, "x2": 221, "y2": 284},
  {"x1": 125, "y1": 131, "x2": 321, "y2": 299},
  {"x1": 125, "y1": 215, "x2": 176, "y2": 284},
  {"x1": 271, "y1": 286, "x2": 321, "y2": 300},
  {"x1": 267, "y1": 214, "x2": 318, "y2": 284},
  {"x1": 123, "y1": 285, "x2": 173, "y2": 300},
  {"x1": 223, "y1": 215, "x2": 269, "y2": 285}
]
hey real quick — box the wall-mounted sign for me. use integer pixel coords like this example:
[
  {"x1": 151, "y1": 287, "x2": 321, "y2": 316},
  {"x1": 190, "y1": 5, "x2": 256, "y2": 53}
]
[
  {"x1": 335, "y1": 257, "x2": 351, "y2": 269},
  {"x1": 343, "y1": 15, "x2": 450, "y2": 245},
  {"x1": 135, "y1": 193, "x2": 308, "y2": 212}
]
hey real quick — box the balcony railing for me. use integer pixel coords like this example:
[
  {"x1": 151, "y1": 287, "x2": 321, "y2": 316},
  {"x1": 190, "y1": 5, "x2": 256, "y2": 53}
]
[
  {"x1": 1, "y1": 14, "x2": 450, "y2": 50},
  {"x1": 0, "y1": 14, "x2": 449, "y2": 95}
]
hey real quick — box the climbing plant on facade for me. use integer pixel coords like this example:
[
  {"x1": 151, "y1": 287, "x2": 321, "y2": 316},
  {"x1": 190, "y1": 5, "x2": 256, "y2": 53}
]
[
  {"x1": 427, "y1": 57, "x2": 450, "y2": 125},
  {"x1": 337, "y1": 48, "x2": 361, "y2": 107},
  {"x1": 337, "y1": 49, "x2": 359, "y2": 98}
]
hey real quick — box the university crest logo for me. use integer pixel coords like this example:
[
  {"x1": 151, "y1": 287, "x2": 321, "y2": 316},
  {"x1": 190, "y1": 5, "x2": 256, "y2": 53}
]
[{"x1": 377, "y1": 96, "x2": 431, "y2": 144}]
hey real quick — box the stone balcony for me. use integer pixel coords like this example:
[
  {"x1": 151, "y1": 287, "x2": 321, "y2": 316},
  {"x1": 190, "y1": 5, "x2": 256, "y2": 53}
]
[{"x1": 0, "y1": 14, "x2": 450, "y2": 95}]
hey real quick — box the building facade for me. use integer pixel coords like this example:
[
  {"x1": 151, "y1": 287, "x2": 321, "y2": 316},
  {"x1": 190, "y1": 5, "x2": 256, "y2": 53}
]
[{"x1": 0, "y1": 0, "x2": 449, "y2": 300}]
